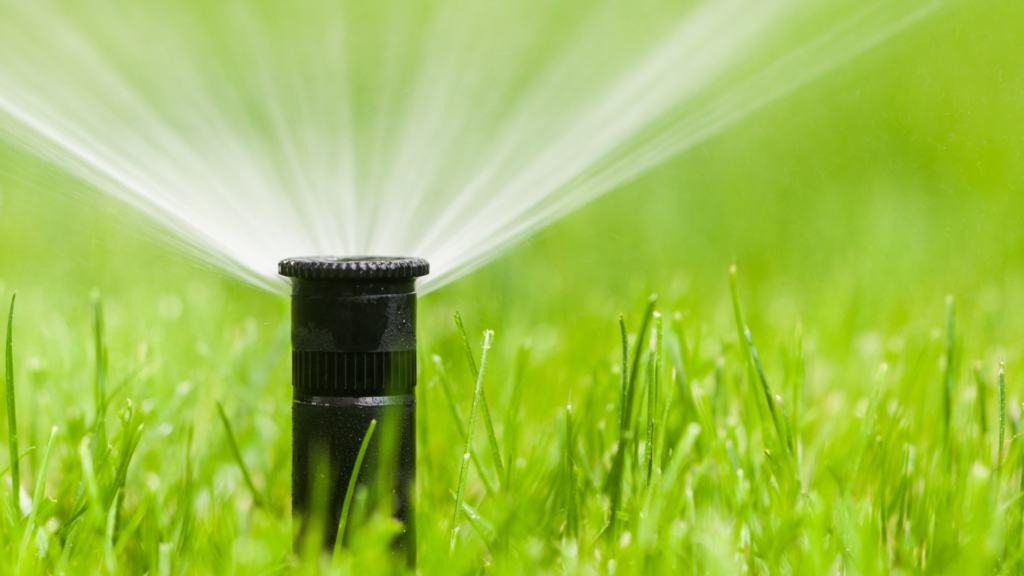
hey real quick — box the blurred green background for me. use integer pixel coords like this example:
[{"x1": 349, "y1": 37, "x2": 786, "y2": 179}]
[{"x1": 0, "y1": 0, "x2": 1021, "y2": 407}]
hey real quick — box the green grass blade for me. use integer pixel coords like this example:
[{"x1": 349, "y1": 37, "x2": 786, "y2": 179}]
[
  {"x1": 713, "y1": 356, "x2": 727, "y2": 419},
  {"x1": 744, "y1": 326, "x2": 789, "y2": 455},
  {"x1": 851, "y1": 363, "x2": 888, "y2": 480},
  {"x1": 729, "y1": 263, "x2": 746, "y2": 359},
  {"x1": 460, "y1": 500, "x2": 497, "y2": 549},
  {"x1": 625, "y1": 299, "x2": 657, "y2": 488},
  {"x1": 617, "y1": 315, "x2": 629, "y2": 435},
  {"x1": 565, "y1": 395, "x2": 578, "y2": 539},
  {"x1": 56, "y1": 522, "x2": 79, "y2": 575},
  {"x1": 669, "y1": 314, "x2": 694, "y2": 426},
  {"x1": 605, "y1": 300, "x2": 655, "y2": 543},
  {"x1": 104, "y1": 488, "x2": 119, "y2": 573},
  {"x1": 0, "y1": 447, "x2": 33, "y2": 480},
  {"x1": 792, "y1": 320, "x2": 804, "y2": 435},
  {"x1": 972, "y1": 362, "x2": 988, "y2": 461},
  {"x1": 333, "y1": 418, "x2": 376, "y2": 564},
  {"x1": 644, "y1": 350, "x2": 656, "y2": 493},
  {"x1": 1019, "y1": 420, "x2": 1024, "y2": 557},
  {"x1": 662, "y1": 422, "x2": 702, "y2": 490},
  {"x1": 973, "y1": 361, "x2": 987, "y2": 437},
  {"x1": 655, "y1": 368, "x2": 676, "y2": 469},
  {"x1": 454, "y1": 312, "x2": 505, "y2": 487},
  {"x1": 91, "y1": 290, "x2": 107, "y2": 451},
  {"x1": 731, "y1": 264, "x2": 767, "y2": 438},
  {"x1": 504, "y1": 343, "x2": 530, "y2": 491},
  {"x1": 604, "y1": 316, "x2": 630, "y2": 543},
  {"x1": 18, "y1": 425, "x2": 57, "y2": 566},
  {"x1": 999, "y1": 361, "x2": 1006, "y2": 467},
  {"x1": 627, "y1": 296, "x2": 658, "y2": 417},
  {"x1": 176, "y1": 424, "x2": 194, "y2": 556},
  {"x1": 102, "y1": 485, "x2": 118, "y2": 569},
  {"x1": 113, "y1": 495, "x2": 151, "y2": 555},
  {"x1": 107, "y1": 401, "x2": 144, "y2": 512},
  {"x1": 216, "y1": 401, "x2": 268, "y2": 509},
  {"x1": 5, "y1": 293, "x2": 19, "y2": 520},
  {"x1": 432, "y1": 354, "x2": 496, "y2": 496},
  {"x1": 62, "y1": 437, "x2": 98, "y2": 537},
  {"x1": 450, "y1": 329, "x2": 493, "y2": 553},
  {"x1": 943, "y1": 295, "x2": 955, "y2": 448},
  {"x1": 650, "y1": 313, "x2": 662, "y2": 479},
  {"x1": 453, "y1": 311, "x2": 479, "y2": 376},
  {"x1": 672, "y1": 311, "x2": 691, "y2": 378}
]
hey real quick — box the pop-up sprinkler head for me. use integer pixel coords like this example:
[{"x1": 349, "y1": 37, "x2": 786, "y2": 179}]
[{"x1": 279, "y1": 256, "x2": 428, "y2": 563}]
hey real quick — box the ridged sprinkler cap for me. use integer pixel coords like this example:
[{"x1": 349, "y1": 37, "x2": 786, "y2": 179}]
[
  {"x1": 280, "y1": 256, "x2": 428, "y2": 397},
  {"x1": 279, "y1": 256, "x2": 429, "y2": 280}
]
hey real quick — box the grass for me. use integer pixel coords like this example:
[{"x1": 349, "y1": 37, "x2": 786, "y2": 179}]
[
  {"x1": 333, "y1": 418, "x2": 375, "y2": 568},
  {"x1": 1, "y1": 261, "x2": 1023, "y2": 574},
  {"x1": 0, "y1": 1, "x2": 1022, "y2": 573}
]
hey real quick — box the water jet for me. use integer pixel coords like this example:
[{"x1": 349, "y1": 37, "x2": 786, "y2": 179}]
[{"x1": 279, "y1": 256, "x2": 428, "y2": 562}]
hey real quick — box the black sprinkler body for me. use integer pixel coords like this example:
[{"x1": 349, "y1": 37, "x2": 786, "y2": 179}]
[{"x1": 279, "y1": 256, "x2": 428, "y2": 562}]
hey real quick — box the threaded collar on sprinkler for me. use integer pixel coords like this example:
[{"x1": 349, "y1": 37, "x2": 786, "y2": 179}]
[{"x1": 279, "y1": 256, "x2": 429, "y2": 398}]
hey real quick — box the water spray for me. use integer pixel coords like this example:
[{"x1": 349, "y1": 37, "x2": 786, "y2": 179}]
[{"x1": 279, "y1": 256, "x2": 428, "y2": 562}]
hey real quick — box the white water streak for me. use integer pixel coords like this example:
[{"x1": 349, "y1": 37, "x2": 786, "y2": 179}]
[{"x1": 0, "y1": 0, "x2": 943, "y2": 293}]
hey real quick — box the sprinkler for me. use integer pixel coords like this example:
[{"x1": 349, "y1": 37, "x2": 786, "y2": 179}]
[{"x1": 279, "y1": 256, "x2": 428, "y2": 563}]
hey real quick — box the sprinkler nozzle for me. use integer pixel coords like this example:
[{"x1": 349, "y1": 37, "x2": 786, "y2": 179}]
[{"x1": 280, "y1": 256, "x2": 428, "y2": 563}]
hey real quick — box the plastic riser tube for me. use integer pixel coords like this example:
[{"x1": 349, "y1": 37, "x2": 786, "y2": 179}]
[{"x1": 279, "y1": 256, "x2": 429, "y2": 565}]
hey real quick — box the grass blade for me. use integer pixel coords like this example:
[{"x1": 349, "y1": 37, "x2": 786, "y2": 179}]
[
  {"x1": 999, "y1": 361, "x2": 1006, "y2": 467},
  {"x1": 450, "y1": 329, "x2": 493, "y2": 553},
  {"x1": 5, "y1": 293, "x2": 19, "y2": 520},
  {"x1": 943, "y1": 295, "x2": 955, "y2": 448},
  {"x1": 176, "y1": 424, "x2": 194, "y2": 556},
  {"x1": 216, "y1": 401, "x2": 268, "y2": 508},
  {"x1": 618, "y1": 315, "x2": 629, "y2": 434},
  {"x1": 729, "y1": 263, "x2": 747, "y2": 360},
  {"x1": 0, "y1": 447, "x2": 33, "y2": 480},
  {"x1": 454, "y1": 312, "x2": 505, "y2": 487},
  {"x1": 745, "y1": 326, "x2": 789, "y2": 455},
  {"x1": 605, "y1": 299, "x2": 656, "y2": 543},
  {"x1": 644, "y1": 350, "x2": 656, "y2": 493},
  {"x1": 673, "y1": 311, "x2": 692, "y2": 375},
  {"x1": 792, "y1": 320, "x2": 804, "y2": 434},
  {"x1": 57, "y1": 521, "x2": 79, "y2": 575},
  {"x1": 1018, "y1": 416, "x2": 1024, "y2": 562},
  {"x1": 460, "y1": 500, "x2": 497, "y2": 548},
  {"x1": 973, "y1": 362, "x2": 988, "y2": 437},
  {"x1": 656, "y1": 368, "x2": 676, "y2": 469},
  {"x1": 565, "y1": 395, "x2": 578, "y2": 539},
  {"x1": 606, "y1": 316, "x2": 630, "y2": 542},
  {"x1": 432, "y1": 355, "x2": 496, "y2": 496},
  {"x1": 662, "y1": 422, "x2": 702, "y2": 491},
  {"x1": 333, "y1": 418, "x2": 376, "y2": 563},
  {"x1": 107, "y1": 401, "x2": 144, "y2": 512},
  {"x1": 104, "y1": 488, "x2": 119, "y2": 573},
  {"x1": 646, "y1": 313, "x2": 662, "y2": 488},
  {"x1": 851, "y1": 364, "x2": 888, "y2": 480},
  {"x1": 504, "y1": 343, "x2": 530, "y2": 490},
  {"x1": 91, "y1": 290, "x2": 108, "y2": 451},
  {"x1": 731, "y1": 264, "x2": 768, "y2": 439},
  {"x1": 114, "y1": 495, "x2": 151, "y2": 555},
  {"x1": 18, "y1": 425, "x2": 58, "y2": 567},
  {"x1": 627, "y1": 296, "x2": 658, "y2": 423}
]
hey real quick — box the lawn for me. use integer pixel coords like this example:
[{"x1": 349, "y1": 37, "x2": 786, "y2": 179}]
[{"x1": 1, "y1": 0, "x2": 1024, "y2": 573}]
